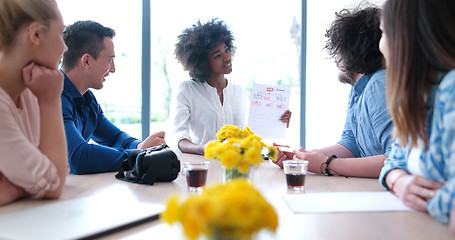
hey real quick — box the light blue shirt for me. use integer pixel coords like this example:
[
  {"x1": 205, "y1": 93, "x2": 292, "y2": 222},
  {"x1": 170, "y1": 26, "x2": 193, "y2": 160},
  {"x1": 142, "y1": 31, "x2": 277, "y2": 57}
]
[
  {"x1": 379, "y1": 69, "x2": 455, "y2": 224},
  {"x1": 337, "y1": 69, "x2": 393, "y2": 157}
]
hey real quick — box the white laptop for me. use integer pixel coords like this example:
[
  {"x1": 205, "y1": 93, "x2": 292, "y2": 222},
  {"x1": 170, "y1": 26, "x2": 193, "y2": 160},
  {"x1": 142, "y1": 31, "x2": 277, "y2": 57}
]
[{"x1": 0, "y1": 196, "x2": 164, "y2": 240}]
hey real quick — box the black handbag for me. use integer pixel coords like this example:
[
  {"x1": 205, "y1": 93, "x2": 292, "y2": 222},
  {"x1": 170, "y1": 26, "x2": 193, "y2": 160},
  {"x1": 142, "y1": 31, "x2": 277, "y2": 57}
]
[{"x1": 115, "y1": 144, "x2": 180, "y2": 185}]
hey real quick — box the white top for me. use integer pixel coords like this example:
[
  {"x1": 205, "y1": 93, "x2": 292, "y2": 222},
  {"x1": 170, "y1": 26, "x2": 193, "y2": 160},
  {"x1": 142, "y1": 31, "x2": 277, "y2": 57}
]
[
  {"x1": 407, "y1": 139, "x2": 424, "y2": 177},
  {"x1": 0, "y1": 87, "x2": 59, "y2": 198},
  {"x1": 170, "y1": 80, "x2": 249, "y2": 149}
]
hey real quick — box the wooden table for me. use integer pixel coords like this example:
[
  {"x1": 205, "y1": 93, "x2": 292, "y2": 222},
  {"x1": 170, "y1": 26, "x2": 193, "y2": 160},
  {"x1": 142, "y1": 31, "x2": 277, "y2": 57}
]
[{"x1": 0, "y1": 153, "x2": 452, "y2": 239}]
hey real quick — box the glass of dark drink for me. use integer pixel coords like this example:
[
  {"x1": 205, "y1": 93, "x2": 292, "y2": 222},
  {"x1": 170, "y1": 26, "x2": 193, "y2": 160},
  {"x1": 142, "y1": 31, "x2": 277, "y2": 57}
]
[
  {"x1": 283, "y1": 160, "x2": 308, "y2": 192},
  {"x1": 182, "y1": 161, "x2": 210, "y2": 192}
]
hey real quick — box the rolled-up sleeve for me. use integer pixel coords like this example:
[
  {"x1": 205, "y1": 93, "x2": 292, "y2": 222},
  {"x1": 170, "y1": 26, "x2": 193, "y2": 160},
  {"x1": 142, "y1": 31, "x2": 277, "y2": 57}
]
[
  {"x1": 378, "y1": 140, "x2": 409, "y2": 190},
  {"x1": 0, "y1": 126, "x2": 60, "y2": 198},
  {"x1": 0, "y1": 90, "x2": 59, "y2": 198}
]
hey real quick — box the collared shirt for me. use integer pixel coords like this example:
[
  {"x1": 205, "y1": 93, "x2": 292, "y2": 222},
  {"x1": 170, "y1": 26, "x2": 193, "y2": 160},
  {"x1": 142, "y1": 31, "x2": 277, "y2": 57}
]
[
  {"x1": 337, "y1": 69, "x2": 393, "y2": 157},
  {"x1": 0, "y1": 88, "x2": 59, "y2": 198},
  {"x1": 61, "y1": 74, "x2": 140, "y2": 174},
  {"x1": 379, "y1": 70, "x2": 455, "y2": 224},
  {"x1": 170, "y1": 80, "x2": 249, "y2": 150}
]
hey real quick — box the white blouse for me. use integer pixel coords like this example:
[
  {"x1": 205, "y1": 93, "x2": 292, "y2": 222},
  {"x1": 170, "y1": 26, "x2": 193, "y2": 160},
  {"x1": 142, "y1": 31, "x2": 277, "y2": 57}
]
[{"x1": 170, "y1": 80, "x2": 249, "y2": 150}]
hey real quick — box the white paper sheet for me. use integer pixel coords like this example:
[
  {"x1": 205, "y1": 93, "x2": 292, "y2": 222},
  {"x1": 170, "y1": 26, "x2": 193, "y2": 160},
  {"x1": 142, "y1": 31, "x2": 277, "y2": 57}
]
[
  {"x1": 247, "y1": 83, "x2": 291, "y2": 139},
  {"x1": 283, "y1": 192, "x2": 412, "y2": 213},
  {"x1": 0, "y1": 196, "x2": 163, "y2": 240}
]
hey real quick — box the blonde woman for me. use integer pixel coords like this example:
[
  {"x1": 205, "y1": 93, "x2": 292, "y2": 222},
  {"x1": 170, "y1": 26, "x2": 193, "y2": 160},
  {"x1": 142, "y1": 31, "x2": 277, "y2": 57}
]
[{"x1": 0, "y1": 0, "x2": 67, "y2": 205}]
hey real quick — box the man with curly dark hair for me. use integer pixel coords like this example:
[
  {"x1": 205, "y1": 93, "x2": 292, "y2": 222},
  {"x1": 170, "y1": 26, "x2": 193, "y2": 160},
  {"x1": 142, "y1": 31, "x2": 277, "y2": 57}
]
[
  {"x1": 274, "y1": 3, "x2": 393, "y2": 178},
  {"x1": 170, "y1": 19, "x2": 291, "y2": 155}
]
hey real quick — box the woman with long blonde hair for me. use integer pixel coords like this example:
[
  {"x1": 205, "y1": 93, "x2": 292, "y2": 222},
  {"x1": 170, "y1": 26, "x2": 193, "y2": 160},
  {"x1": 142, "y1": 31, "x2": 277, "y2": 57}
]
[{"x1": 0, "y1": 0, "x2": 68, "y2": 205}]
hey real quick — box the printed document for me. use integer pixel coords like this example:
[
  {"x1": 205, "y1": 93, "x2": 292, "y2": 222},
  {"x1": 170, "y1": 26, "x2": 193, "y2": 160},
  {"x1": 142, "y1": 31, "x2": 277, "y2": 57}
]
[{"x1": 247, "y1": 83, "x2": 290, "y2": 139}]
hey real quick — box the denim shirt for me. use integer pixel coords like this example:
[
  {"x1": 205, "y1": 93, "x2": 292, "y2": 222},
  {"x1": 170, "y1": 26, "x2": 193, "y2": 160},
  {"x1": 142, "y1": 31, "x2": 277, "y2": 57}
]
[
  {"x1": 61, "y1": 74, "x2": 140, "y2": 174},
  {"x1": 379, "y1": 70, "x2": 455, "y2": 224},
  {"x1": 337, "y1": 69, "x2": 393, "y2": 157}
]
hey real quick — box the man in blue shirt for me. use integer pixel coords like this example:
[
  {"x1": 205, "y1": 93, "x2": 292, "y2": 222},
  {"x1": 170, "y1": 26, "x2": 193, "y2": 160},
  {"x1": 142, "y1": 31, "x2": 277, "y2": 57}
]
[
  {"x1": 61, "y1": 20, "x2": 166, "y2": 174},
  {"x1": 274, "y1": 4, "x2": 393, "y2": 178}
]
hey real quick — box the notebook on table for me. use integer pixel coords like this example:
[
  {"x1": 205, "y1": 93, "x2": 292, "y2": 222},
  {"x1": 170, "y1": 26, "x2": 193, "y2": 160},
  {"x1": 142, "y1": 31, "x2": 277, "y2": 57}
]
[{"x1": 0, "y1": 196, "x2": 164, "y2": 240}]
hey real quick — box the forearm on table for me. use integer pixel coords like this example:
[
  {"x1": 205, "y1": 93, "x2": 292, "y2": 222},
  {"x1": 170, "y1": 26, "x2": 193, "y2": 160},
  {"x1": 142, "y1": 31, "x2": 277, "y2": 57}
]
[
  {"x1": 326, "y1": 154, "x2": 387, "y2": 178},
  {"x1": 317, "y1": 144, "x2": 355, "y2": 158},
  {"x1": 0, "y1": 179, "x2": 24, "y2": 206},
  {"x1": 178, "y1": 139, "x2": 204, "y2": 155},
  {"x1": 38, "y1": 100, "x2": 67, "y2": 198},
  {"x1": 68, "y1": 142, "x2": 129, "y2": 174}
]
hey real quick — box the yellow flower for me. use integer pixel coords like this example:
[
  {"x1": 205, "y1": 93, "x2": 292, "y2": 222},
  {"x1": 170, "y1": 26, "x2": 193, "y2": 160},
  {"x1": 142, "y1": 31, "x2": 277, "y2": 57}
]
[
  {"x1": 204, "y1": 145, "x2": 216, "y2": 159},
  {"x1": 206, "y1": 125, "x2": 277, "y2": 174},
  {"x1": 244, "y1": 148, "x2": 262, "y2": 166},
  {"x1": 160, "y1": 194, "x2": 180, "y2": 224},
  {"x1": 267, "y1": 146, "x2": 278, "y2": 162},
  {"x1": 162, "y1": 179, "x2": 278, "y2": 239},
  {"x1": 264, "y1": 204, "x2": 279, "y2": 232},
  {"x1": 237, "y1": 160, "x2": 251, "y2": 174},
  {"x1": 219, "y1": 149, "x2": 240, "y2": 169}
]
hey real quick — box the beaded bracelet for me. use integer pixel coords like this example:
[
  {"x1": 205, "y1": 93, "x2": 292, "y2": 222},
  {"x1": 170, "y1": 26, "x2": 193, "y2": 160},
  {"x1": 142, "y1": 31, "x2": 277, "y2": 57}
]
[{"x1": 390, "y1": 173, "x2": 407, "y2": 194}]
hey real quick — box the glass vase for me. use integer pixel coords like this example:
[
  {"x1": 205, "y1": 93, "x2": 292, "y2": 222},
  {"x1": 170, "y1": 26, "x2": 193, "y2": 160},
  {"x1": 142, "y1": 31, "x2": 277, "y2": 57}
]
[
  {"x1": 208, "y1": 229, "x2": 261, "y2": 240},
  {"x1": 222, "y1": 166, "x2": 251, "y2": 183}
]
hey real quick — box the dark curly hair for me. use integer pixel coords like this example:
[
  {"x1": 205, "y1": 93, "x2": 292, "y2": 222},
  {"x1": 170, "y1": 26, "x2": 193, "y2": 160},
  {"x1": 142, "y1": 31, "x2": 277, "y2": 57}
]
[
  {"x1": 324, "y1": 3, "x2": 383, "y2": 77},
  {"x1": 62, "y1": 20, "x2": 116, "y2": 71},
  {"x1": 175, "y1": 19, "x2": 236, "y2": 82}
]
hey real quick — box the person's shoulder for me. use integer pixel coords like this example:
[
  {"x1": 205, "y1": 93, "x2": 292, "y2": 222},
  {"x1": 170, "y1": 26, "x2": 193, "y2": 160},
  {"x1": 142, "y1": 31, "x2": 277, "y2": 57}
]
[
  {"x1": 229, "y1": 81, "x2": 244, "y2": 89},
  {"x1": 61, "y1": 87, "x2": 73, "y2": 102},
  {"x1": 365, "y1": 69, "x2": 386, "y2": 90},
  {"x1": 440, "y1": 69, "x2": 455, "y2": 89},
  {"x1": 226, "y1": 81, "x2": 246, "y2": 93},
  {"x1": 369, "y1": 69, "x2": 387, "y2": 84},
  {"x1": 85, "y1": 90, "x2": 102, "y2": 111},
  {"x1": 85, "y1": 89, "x2": 96, "y2": 99},
  {"x1": 178, "y1": 79, "x2": 203, "y2": 90},
  {"x1": 435, "y1": 70, "x2": 455, "y2": 112},
  {"x1": 436, "y1": 70, "x2": 455, "y2": 103},
  {"x1": 181, "y1": 79, "x2": 200, "y2": 86}
]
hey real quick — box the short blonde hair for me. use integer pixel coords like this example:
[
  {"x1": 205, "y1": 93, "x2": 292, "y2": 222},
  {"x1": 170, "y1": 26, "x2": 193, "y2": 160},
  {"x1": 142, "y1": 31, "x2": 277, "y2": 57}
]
[{"x1": 0, "y1": 0, "x2": 58, "y2": 50}]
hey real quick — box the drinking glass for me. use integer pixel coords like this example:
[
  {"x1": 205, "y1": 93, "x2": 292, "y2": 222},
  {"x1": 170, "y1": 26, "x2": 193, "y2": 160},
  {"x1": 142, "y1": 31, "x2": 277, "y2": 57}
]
[
  {"x1": 283, "y1": 160, "x2": 308, "y2": 192},
  {"x1": 182, "y1": 161, "x2": 210, "y2": 192}
]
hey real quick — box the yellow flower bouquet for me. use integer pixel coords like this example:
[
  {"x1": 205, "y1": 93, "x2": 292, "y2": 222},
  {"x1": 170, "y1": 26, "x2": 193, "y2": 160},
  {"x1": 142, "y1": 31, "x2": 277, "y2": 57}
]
[
  {"x1": 204, "y1": 125, "x2": 278, "y2": 181},
  {"x1": 161, "y1": 179, "x2": 278, "y2": 240}
]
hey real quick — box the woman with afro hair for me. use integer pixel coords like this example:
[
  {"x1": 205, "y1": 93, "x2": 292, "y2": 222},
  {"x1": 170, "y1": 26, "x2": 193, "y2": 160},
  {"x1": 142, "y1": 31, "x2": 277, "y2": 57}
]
[{"x1": 171, "y1": 19, "x2": 291, "y2": 154}]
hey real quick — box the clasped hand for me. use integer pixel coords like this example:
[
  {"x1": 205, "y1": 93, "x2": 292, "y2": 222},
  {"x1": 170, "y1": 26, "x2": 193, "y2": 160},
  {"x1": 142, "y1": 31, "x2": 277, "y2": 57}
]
[
  {"x1": 272, "y1": 143, "x2": 328, "y2": 173},
  {"x1": 22, "y1": 62, "x2": 63, "y2": 103},
  {"x1": 137, "y1": 131, "x2": 166, "y2": 149},
  {"x1": 392, "y1": 173, "x2": 443, "y2": 212}
]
